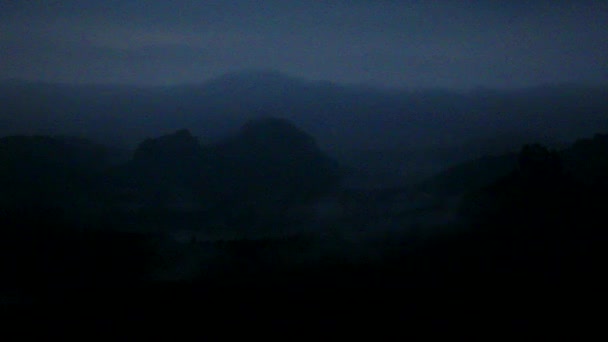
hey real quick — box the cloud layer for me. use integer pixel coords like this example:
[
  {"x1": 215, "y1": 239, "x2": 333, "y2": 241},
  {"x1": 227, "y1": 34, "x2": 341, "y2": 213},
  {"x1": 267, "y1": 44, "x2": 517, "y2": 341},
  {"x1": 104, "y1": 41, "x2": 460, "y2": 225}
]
[{"x1": 1, "y1": 1, "x2": 607, "y2": 88}]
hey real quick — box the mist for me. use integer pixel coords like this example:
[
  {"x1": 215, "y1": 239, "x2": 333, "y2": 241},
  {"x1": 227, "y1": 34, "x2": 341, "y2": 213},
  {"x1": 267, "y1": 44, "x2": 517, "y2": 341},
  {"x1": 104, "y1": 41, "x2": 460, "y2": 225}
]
[{"x1": 1, "y1": 0, "x2": 607, "y2": 332}]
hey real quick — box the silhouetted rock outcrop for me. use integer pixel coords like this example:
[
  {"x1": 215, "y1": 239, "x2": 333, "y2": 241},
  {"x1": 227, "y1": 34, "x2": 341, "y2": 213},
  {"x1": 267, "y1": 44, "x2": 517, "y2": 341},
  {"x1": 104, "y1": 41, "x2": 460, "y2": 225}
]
[
  {"x1": 124, "y1": 129, "x2": 206, "y2": 187},
  {"x1": 106, "y1": 120, "x2": 343, "y2": 229},
  {"x1": 133, "y1": 129, "x2": 203, "y2": 164},
  {"x1": 212, "y1": 118, "x2": 343, "y2": 209},
  {"x1": 108, "y1": 129, "x2": 208, "y2": 210}
]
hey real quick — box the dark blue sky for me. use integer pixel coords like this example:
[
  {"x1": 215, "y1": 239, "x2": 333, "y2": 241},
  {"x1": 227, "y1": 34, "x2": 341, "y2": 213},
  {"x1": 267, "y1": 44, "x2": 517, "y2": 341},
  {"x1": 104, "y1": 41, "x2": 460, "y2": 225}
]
[{"x1": 1, "y1": 0, "x2": 606, "y2": 88}]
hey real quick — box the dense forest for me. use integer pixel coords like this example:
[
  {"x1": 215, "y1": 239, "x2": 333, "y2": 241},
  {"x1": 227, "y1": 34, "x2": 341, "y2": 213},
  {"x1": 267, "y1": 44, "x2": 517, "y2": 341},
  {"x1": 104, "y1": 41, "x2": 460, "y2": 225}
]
[{"x1": 1, "y1": 76, "x2": 608, "y2": 330}]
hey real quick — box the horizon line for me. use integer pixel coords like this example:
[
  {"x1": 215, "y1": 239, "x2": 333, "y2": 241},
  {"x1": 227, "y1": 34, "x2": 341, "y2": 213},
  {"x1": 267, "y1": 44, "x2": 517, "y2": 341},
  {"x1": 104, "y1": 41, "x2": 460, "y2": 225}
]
[{"x1": 1, "y1": 69, "x2": 607, "y2": 93}]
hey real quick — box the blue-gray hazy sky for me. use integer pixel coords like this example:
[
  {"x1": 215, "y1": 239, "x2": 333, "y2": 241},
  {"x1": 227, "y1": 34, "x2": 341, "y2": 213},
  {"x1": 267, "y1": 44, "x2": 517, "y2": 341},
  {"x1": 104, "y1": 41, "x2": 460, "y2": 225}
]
[{"x1": 1, "y1": 0, "x2": 607, "y2": 88}]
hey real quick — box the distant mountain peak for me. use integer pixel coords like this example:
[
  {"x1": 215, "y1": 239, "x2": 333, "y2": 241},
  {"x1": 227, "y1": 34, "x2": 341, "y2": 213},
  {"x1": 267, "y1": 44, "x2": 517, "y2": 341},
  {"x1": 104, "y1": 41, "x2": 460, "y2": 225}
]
[
  {"x1": 215, "y1": 69, "x2": 294, "y2": 80},
  {"x1": 204, "y1": 69, "x2": 305, "y2": 88}
]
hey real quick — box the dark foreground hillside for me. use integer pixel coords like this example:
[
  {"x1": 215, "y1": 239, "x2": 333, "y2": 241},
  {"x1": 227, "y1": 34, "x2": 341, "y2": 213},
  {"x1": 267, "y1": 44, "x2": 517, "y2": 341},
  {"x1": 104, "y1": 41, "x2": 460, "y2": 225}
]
[{"x1": 1, "y1": 127, "x2": 608, "y2": 332}]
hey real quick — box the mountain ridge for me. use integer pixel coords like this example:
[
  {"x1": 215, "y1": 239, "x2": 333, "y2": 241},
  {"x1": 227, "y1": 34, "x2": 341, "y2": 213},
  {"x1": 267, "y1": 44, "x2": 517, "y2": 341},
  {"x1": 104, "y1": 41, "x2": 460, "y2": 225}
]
[
  {"x1": 3, "y1": 69, "x2": 607, "y2": 92},
  {"x1": 2, "y1": 69, "x2": 607, "y2": 187}
]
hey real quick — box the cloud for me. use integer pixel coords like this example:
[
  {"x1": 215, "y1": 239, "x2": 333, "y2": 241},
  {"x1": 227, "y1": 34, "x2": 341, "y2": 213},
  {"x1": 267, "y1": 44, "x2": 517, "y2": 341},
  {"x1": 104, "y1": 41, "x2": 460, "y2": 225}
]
[{"x1": 1, "y1": 0, "x2": 607, "y2": 87}]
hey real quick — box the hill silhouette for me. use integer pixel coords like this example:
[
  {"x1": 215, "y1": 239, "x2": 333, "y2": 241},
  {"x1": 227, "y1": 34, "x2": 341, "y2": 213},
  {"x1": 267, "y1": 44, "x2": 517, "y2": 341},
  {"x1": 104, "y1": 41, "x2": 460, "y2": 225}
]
[
  {"x1": 210, "y1": 118, "x2": 343, "y2": 220},
  {"x1": 2, "y1": 71, "x2": 607, "y2": 187},
  {"x1": 101, "y1": 118, "x2": 343, "y2": 232},
  {"x1": 2, "y1": 76, "x2": 608, "y2": 327}
]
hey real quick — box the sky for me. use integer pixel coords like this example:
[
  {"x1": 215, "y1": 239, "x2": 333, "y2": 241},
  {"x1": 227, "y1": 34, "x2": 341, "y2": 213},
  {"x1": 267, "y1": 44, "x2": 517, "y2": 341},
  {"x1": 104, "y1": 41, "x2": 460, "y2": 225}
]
[{"x1": 1, "y1": 0, "x2": 607, "y2": 88}]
